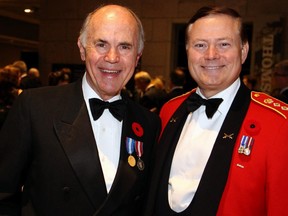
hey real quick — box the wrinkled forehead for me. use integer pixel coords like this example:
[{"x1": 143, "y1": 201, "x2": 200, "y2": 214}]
[{"x1": 87, "y1": 7, "x2": 138, "y2": 38}]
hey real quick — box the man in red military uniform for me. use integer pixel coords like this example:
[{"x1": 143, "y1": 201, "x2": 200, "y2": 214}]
[{"x1": 144, "y1": 6, "x2": 288, "y2": 216}]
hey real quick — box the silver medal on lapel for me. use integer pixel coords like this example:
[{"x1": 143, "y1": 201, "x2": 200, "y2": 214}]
[
  {"x1": 135, "y1": 140, "x2": 145, "y2": 171},
  {"x1": 238, "y1": 135, "x2": 254, "y2": 156}
]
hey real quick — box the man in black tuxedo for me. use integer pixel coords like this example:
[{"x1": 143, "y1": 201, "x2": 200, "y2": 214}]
[{"x1": 0, "y1": 4, "x2": 160, "y2": 216}]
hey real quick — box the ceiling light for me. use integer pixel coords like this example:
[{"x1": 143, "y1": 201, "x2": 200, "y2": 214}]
[{"x1": 24, "y1": 8, "x2": 34, "y2": 14}]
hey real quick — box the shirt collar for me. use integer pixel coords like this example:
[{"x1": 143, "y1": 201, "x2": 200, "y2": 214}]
[{"x1": 196, "y1": 78, "x2": 241, "y2": 115}]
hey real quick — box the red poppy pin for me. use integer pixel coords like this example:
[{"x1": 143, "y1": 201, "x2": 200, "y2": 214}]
[
  {"x1": 244, "y1": 119, "x2": 261, "y2": 136},
  {"x1": 132, "y1": 122, "x2": 144, "y2": 137}
]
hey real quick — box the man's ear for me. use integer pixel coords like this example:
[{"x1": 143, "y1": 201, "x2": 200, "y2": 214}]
[
  {"x1": 135, "y1": 52, "x2": 142, "y2": 65},
  {"x1": 77, "y1": 38, "x2": 86, "y2": 61},
  {"x1": 241, "y1": 41, "x2": 249, "y2": 64}
]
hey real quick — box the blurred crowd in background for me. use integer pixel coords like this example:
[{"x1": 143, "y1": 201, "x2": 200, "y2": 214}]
[
  {"x1": 0, "y1": 60, "x2": 72, "y2": 129},
  {"x1": 1, "y1": 59, "x2": 288, "y2": 129}
]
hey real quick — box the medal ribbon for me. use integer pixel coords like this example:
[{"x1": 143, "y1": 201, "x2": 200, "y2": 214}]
[
  {"x1": 238, "y1": 135, "x2": 254, "y2": 155},
  {"x1": 126, "y1": 137, "x2": 135, "y2": 154},
  {"x1": 135, "y1": 141, "x2": 143, "y2": 158}
]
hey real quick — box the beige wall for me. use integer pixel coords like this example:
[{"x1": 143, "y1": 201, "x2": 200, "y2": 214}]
[{"x1": 35, "y1": 0, "x2": 288, "y2": 87}]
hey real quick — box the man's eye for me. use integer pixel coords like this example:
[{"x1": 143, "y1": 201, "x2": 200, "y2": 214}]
[
  {"x1": 194, "y1": 44, "x2": 206, "y2": 48},
  {"x1": 96, "y1": 43, "x2": 106, "y2": 48},
  {"x1": 220, "y1": 43, "x2": 230, "y2": 48},
  {"x1": 120, "y1": 44, "x2": 131, "y2": 50}
]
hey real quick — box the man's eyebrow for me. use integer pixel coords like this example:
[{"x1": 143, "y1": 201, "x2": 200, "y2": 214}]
[
  {"x1": 94, "y1": 39, "x2": 107, "y2": 44},
  {"x1": 217, "y1": 37, "x2": 233, "y2": 41},
  {"x1": 119, "y1": 41, "x2": 133, "y2": 46}
]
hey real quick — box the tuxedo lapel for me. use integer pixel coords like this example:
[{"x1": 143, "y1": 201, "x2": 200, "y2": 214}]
[
  {"x1": 190, "y1": 83, "x2": 251, "y2": 215},
  {"x1": 94, "y1": 161, "x2": 138, "y2": 216},
  {"x1": 157, "y1": 101, "x2": 189, "y2": 175},
  {"x1": 93, "y1": 99, "x2": 144, "y2": 215},
  {"x1": 149, "y1": 100, "x2": 190, "y2": 214},
  {"x1": 53, "y1": 81, "x2": 107, "y2": 210}
]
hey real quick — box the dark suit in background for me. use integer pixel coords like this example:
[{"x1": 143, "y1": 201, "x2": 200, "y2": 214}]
[
  {"x1": 272, "y1": 59, "x2": 288, "y2": 104},
  {"x1": 140, "y1": 85, "x2": 167, "y2": 113},
  {"x1": 165, "y1": 67, "x2": 187, "y2": 102}
]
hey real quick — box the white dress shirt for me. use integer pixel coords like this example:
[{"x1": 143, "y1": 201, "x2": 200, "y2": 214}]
[
  {"x1": 168, "y1": 78, "x2": 241, "y2": 212},
  {"x1": 82, "y1": 73, "x2": 122, "y2": 193}
]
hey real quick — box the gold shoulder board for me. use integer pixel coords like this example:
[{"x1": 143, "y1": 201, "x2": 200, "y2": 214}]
[{"x1": 251, "y1": 91, "x2": 288, "y2": 119}]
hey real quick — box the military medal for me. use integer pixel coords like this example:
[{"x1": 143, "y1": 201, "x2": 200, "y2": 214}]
[
  {"x1": 126, "y1": 137, "x2": 136, "y2": 167},
  {"x1": 126, "y1": 137, "x2": 145, "y2": 169},
  {"x1": 128, "y1": 155, "x2": 136, "y2": 167},
  {"x1": 238, "y1": 135, "x2": 254, "y2": 156},
  {"x1": 137, "y1": 158, "x2": 145, "y2": 170},
  {"x1": 135, "y1": 140, "x2": 145, "y2": 171}
]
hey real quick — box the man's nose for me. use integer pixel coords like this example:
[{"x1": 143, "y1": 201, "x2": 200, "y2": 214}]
[
  {"x1": 104, "y1": 48, "x2": 120, "y2": 63},
  {"x1": 205, "y1": 45, "x2": 220, "y2": 59}
]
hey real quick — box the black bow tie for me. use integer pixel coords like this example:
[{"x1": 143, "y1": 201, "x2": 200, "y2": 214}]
[
  {"x1": 186, "y1": 92, "x2": 223, "y2": 119},
  {"x1": 89, "y1": 98, "x2": 126, "y2": 121}
]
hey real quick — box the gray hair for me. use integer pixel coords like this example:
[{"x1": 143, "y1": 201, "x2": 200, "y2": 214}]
[{"x1": 79, "y1": 4, "x2": 145, "y2": 54}]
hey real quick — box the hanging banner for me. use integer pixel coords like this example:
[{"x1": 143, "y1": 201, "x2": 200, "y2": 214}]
[{"x1": 253, "y1": 17, "x2": 284, "y2": 94}]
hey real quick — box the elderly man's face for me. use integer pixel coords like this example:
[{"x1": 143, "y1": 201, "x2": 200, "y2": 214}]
[
  {"x1": 78, "y1": 5, "x2": 142, "y2": 100},
  {"x1": 186, "y1": 14, "x2": 249, "y2": 97}
]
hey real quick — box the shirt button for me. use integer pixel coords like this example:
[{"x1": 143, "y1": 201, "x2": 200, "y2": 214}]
[{"x1": 62, "y1": 186, "x2": 71, "y2": 193}]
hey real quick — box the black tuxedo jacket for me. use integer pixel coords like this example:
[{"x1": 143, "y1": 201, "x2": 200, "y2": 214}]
[{"x1": 0, "y1": 78, "x2": 160, "y2": 216}]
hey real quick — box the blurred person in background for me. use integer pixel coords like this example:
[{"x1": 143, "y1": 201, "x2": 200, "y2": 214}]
[
  {"x1": 134, "y1": 70, "x2": 152, "y2": 97},
  {"x1": 22, "y1": 67, "x2": 43, "y2": 89},
  {"x1": 242, "y1": 74, "x2": 257, "y2": 91},
  {"x1": 121, "y1": 71, "x2": 142, "y2": 102},
  {"x1": 165, "y1": 67, "x2": 187, "y2": 101},
  {"x1": 0, "y1": 66, "x2": 20, "y2": 129},
  {"x1": 48, "y1": 69, "x2": 71, "y2": 86},
  {"x1": 12, "y1": 60, "x2": 29, "y2": 90},
  {"x1": 135, "y1": 71, "x2": 167, "y2": 113},
  {"x1": 272, "y1": 59, "x2": 288, "y2": 103}
]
